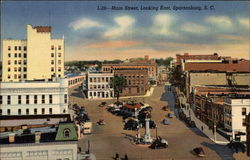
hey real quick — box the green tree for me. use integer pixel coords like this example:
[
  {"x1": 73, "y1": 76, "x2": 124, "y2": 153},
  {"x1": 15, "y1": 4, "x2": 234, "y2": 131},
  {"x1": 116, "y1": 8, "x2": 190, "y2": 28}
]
[{"x1": 111, "y1": 75, "x2": 126, "y2": 102}]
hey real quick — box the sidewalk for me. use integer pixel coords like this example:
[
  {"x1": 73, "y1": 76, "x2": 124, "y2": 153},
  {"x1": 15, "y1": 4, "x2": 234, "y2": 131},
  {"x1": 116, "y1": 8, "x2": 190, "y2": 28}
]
[{"x1": 178, "y1": 92, "x2": 229, "y2": 144}]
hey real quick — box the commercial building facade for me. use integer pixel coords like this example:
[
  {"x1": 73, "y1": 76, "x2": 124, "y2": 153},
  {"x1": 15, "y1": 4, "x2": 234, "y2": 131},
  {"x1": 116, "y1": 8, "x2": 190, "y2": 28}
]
[
  {"x1": 86, "y1": 73, "x2": 114, "y2": 99},
  {"x1": 0, "y1": 79, "x2": 68, "y2": 115},
  {"x1": 2, "y1": 25, "x2": 64, "y2": 82}
]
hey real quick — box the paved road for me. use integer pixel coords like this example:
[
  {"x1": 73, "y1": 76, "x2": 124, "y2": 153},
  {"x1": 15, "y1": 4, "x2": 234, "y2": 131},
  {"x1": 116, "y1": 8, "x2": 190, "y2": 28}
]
[{"x1": 69, "y1": 85, "x2": 246, "y2": 160}]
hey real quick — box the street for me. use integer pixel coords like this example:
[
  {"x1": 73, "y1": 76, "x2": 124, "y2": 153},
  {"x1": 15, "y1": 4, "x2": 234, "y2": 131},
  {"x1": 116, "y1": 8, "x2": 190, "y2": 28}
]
[{"x1": 69, "y1": 85, "x2": 245, "y2": 160}]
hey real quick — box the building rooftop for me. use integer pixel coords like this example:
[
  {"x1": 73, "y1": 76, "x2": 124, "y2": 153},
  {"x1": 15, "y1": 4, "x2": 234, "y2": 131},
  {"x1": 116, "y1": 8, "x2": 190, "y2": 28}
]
[
  {"x1": 184, "y1": 59, "x2": 250, "y2": 72},
  {"x1": 194, "y1": 86, "x2": 250, "y2": 96},
  {"x1": 33, "y1": 26, "x2": 51, "y2": 33}
]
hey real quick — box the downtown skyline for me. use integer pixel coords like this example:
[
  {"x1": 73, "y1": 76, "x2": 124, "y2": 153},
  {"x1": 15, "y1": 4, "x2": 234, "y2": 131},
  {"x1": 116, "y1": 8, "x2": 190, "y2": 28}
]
[{"x1": 1, "y1": 1, "x2": 249, "y2": 61}]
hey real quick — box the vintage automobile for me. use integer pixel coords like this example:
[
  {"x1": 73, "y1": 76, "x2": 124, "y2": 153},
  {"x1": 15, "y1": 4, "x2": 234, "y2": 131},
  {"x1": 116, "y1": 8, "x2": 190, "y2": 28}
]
[
  {"x1": 97, "y1": 119, "x2": 105, "y2": 125},
  {"x1": 149, "y1": 137, "x2": 168, "y2": 149},
  {"x1": 162, "y1": 119, "x2": 170, "y2": 125},
  {"x1": 193, "y1": 147, "x2": 206, "y2": 157}
]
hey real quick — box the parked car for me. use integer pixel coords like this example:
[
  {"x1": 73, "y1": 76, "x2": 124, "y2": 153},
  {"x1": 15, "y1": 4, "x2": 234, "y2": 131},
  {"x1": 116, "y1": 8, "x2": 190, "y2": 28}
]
[
  {"x1": 162, "y1": 106, "x2": 168, "y2": 111},
  {"x1": 193, "y1": 147, "x2": 206, "y2": 157},
  {"x1": 162, "y1": 119, "x2": 170, "y2": 125},
  {"x1": 167, "y1": 113, "x2": 174, "y2": 118},
  {"x1": 97, "y1": 119, "x2": 105, "y2": 125},
  {"x1": 149, "y1": 137, "x2": 168, "y2": 149},
  {"x1": 124, "y1": 119, "x2": 139, "y2": 130}
]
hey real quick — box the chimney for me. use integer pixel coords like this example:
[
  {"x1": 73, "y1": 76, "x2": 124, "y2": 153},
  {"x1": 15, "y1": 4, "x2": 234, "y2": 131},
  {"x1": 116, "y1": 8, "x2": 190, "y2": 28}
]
[
  {"x1": 8, "y1": 133, "x2": 15, "y2": 143},
  {"x1": 35, "y1": 131, "x2": 41, "y2": 143}
]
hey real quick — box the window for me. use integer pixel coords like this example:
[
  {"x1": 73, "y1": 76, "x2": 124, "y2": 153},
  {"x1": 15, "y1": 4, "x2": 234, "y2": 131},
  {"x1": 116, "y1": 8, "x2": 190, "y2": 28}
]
[
  {"x1": 8, "y1": 67, "x2": 11, "y2": 72},
  {"x1": 18, "y1": 95, "x2": 22, "y2": 104},
  {"x1": 64, "y1": 94, "x2": 67, "y2": 103},
  {"x1": 42, "y1": 95, "x2": 45, "y2": 104},
  {"x1": 23, "y1": 74, "x2": 27, "y2": 79},
  {"x1": 19, "y1": 53, "x2": 21, "y2": 57},
  {"x1": 7, "y1": 109, "x2": 11, "y2": 115},
  {"x1": 18, "y1": 60, "x2": 21, "y2": 65},
  {"x1": 14, "y1": 60, "x2": 17, "y2": 64},
  {"x1": 90, "y1": 78, "x2": 92, "y2": 82},
  {"x1": 8, "y1": 53, "x2": 11, "y2": 58},
  {"x1": 23, "y1": 67, "x2": 27, "y2": 72},
  {"x1": 49, "y1": 108, "x2": 53, "y2": 114},
  {"x1": 18, "y1": 109, "x2": 21, "y2": 115},
  {"x1": 58, "y1": 53, "x2": 61, "y2": 57},
  {"x1": 23, "y1": 53, "x2": 27, "y2": 58},
  {"x1": 34, "y1": 108, "x2": 37, "y2": 115},
  {"x1": 0, "y1": 96, "x2": 2, "y2": 104},
  {"x1": 18, "y1": 74, "x2": 21, "y2": 78},
  {"x1": 243, "y1": 118, "x2": 246, "y2": 126},
  {"x1": 51, "y1": 60, "x2": 54, "y2": 65},
  {"x1": 23, "y1": 46, "x2": 27, "y2": 51},
  {"x1": 51, "y1": 53, "x2": 54, "y2": 57},
  {"x1": 23, "y1": 60, "x2": 27, "y2": 65},
  {"x1": 26, "y1": 109, "x2": 29, "y2": 115},
  {"x1": 14, "y1": 67, "x2": 17, "y2": 72},
  {"x1": 19, "y1": 46, "x2": 21, "y2": 50},
  {"x1": 137, "y1": 88, "x2": 140, "y2": 93},
  {"x1": 51, "y1": 45, "x2": 54, "y2": 50},
  {"x1": 106, "y1": 77, "x2": 109, "y2": 82},
  {"x1": 0, "y1": 109, "x2": 2, "y2": 115},
  {"x1": 8, "y1": 46, "x2": 11, "y2": 51},
  {"x1": 58, "y1": 45, "x2": 61, "y2": 50},
  {"x1": 14, "y1": 74, "x2": 17, "y2": 79},
  {"x1": 51, "y1": 67, "x2": 54, "y2": 72},
  {"x1": 58, "y1": 60, "x2": 61, "y2": 65},
  {"x1": 49, "y1": 95, "x2": 53, "y2": 104},
  {"x1": 58, "y1": 67, "x2": 61, "y2": 72},
  {"x1": 18, "y1": 67, "x2": 21, "y2": 71},
  {"x1": 7, "y1": 95, "x2": 11, "y2": 105},
  {"x1": 90, "y1": 92, "x2": 92, "y2": 96},
  {"x1": 34, "y1": 95, "x2": 37, "y2": 104},
  {"x1": 15, "y1": 46, "x2": 17, "y2": 51},
  {"x1": 8, "y1": 60, "x2": 11, "y2": 65},
  {"x1": 242, "y1": 108, "x2": 246, "y2": 115},
  {"x1": 8, "y1": 75, "x2": 11, "y2": 79},
  {"x1": 26, "y1": 95, "x2": 29, "y2": 104},
  {"x1": 15, "y1": 53, "x2": 17, "y2": 57},
  {"x1": 42, "y1": 108, "x2": 45, "y2": 114},
  {"x1": 63, "y1": 129, "x2": 70, "y2": 137}
]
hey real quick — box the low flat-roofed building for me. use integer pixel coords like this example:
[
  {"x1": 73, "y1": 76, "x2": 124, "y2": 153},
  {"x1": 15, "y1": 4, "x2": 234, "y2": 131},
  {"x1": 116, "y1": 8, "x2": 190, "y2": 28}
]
[{"x1": 0, "y1": 78, "x2": 68, "y2": 116}]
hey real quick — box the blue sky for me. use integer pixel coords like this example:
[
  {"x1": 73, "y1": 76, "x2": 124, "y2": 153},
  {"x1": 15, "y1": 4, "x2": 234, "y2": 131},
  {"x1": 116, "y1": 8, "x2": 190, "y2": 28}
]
[{"x1": 1, "y1": 1, "x2": 249, "y2": 61}]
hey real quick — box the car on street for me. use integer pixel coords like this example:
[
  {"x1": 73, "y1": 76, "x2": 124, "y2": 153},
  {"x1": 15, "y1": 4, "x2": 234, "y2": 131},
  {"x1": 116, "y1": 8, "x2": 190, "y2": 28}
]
[
  {"x1": 193, "y1": 147, "x2": 206, "y2": 157},
  {"x1": 167, "y1": 113, "x2": 174, "y2": 118},
  {"x1": 149, "y1": 137, "x2": 168, "y2": 149},
  {"x1": 162, "y1": 119, "x2": 170, "y2": 125},
  {"x1": 124, "y1": 119, "x2": 139, "y2": 130}
]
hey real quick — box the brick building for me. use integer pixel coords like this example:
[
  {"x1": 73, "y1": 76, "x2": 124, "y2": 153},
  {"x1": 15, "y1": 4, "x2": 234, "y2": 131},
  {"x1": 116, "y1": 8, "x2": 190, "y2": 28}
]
[
  {"x1": 102, "y1": 55, "x2": 157, "y2": 80},
  {"x1": 176, "y1": 53, "x2": 220, "y2": 65},
  {"x1": 114, "y1": 69, "x2": 149, "y2": 96}
]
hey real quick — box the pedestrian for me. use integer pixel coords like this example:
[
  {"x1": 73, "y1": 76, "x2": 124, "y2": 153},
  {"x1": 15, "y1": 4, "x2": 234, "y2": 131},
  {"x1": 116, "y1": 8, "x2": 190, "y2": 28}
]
[
  {"x1": 124, "y1": 153, "x2": 128, "y2": 160},
  {"x1": 115, "y1": 153, "x2": 119, "y2": 160},
  {"x1": 201, "y1": 126, "x2": 203, "y2": 131}
]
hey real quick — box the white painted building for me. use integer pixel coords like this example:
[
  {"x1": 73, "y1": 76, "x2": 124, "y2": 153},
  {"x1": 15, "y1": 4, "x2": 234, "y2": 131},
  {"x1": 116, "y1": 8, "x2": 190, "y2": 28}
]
[
  {"x1": 0, "y1": 79, "x2": 68, "y2": 115},
  {"x1": 86, "y1": 73, "x2": 114, "y2": 99},
  {"x1": 224, "y1": 97, "x2": 250, "y2": 141},
  {"x1": 2, "y1": 25, "x2": 64, "y2": 82}
]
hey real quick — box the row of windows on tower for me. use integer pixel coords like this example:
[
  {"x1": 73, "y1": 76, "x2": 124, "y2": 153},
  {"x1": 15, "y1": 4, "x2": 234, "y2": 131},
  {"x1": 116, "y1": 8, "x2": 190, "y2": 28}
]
[
  {"x1": 51, "y1": 52, "x2": 62, "y2": 57},
  {"x1": 8, "y1": 53, "x2": 27, "y2": 58},
  {"x1": 7, "y1": 74, "x2": 26, "y2": 79},
  {"x1": 7, "y1": 60, "x2": 27, "y2": 65},
  {"x1": 0, "y1": 108, "x2": 54, "y2": 115},
  {"x1": 51, "y1": 45, "x2": 62, "y2": 50},
  {"x1": 0, "y1": 95, "x2": 67, "y2": 105},
  {"x1": 51, "y1": 60, "x2": 62, "y2": 65},
  {"x1": 8, "y1": 67, "x2": 27, "y2": 72},
  {"x1": 51, "y1": 67, "x2": 62, "y2": 72},
  {"x1": 8, "y1": 46, "x2": 27, "y2": 51}
]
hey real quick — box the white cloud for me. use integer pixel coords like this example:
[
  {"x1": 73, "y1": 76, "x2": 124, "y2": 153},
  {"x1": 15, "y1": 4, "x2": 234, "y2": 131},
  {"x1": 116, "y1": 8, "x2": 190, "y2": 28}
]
[
  {"x1": 180, "y1": 22, "x2": 208, "y2": 33},
  {"x1": 151, "y1": 14, "x2": 174, "y2": 36},
  {"x1": 206, "y1": 16, "x2": 233, "y2": 30},
  {"x1": 104, "y1": 16, "x2": 135, "y2": 38},
  {"x1": 69, "y1": 18, "x2": 101, "y2": 30},
  {"x1": 239, "y1": 18, "x2": 249, "y2": 29}
]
